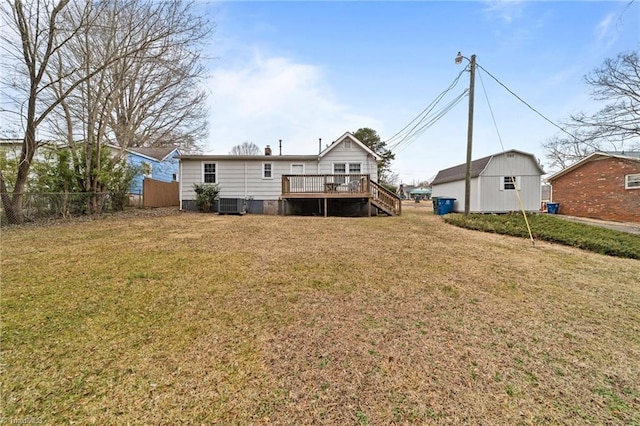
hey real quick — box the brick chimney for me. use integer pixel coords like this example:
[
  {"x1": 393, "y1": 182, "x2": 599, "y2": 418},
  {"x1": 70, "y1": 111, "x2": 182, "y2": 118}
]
[{"x1": 265, "y1": 145, "x2": 272, "y2": 156}]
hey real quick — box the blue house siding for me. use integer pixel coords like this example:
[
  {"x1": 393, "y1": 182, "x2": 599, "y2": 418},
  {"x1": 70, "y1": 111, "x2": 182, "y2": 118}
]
[{"x1": 127, "y1": 150, "x2": 179, "y2": 195}]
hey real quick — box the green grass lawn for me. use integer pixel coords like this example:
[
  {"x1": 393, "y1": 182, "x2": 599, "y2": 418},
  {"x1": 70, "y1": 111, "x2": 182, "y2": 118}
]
[
  {"x1": 444, "y1": 212, "x2": 640, "y2": 259},
  {"x1": 2, "y1": 209, "x2": 639, "y2": 424}
]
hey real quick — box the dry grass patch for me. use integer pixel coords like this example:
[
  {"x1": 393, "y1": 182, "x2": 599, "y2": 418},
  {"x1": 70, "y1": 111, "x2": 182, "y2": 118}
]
[{"x1": 2, "y1": 209, "x2": 639, "y2": 424}]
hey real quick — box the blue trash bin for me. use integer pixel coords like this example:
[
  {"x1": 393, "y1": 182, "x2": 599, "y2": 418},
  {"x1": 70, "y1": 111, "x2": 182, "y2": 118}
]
[
  {"x1": 436, "y1": 197, "x2": 456, "y2": 215},
  {"x1": 547, "y1": 202, "x2": 559, "y2": 214}
]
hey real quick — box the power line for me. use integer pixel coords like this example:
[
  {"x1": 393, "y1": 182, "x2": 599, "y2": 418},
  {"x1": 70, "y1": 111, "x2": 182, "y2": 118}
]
[
  {"x1": 476, "y1": 67, "x2": 505, "y2": 151},
  {"x1": 393, "y1": 89, "x2": 468, "y2": 154},
  {"x1": 385, "y1": 66, "x2": 468, "y2": 148},
  {"x1": 475, "y1": 63, "x2": 579, "y2": 142}
]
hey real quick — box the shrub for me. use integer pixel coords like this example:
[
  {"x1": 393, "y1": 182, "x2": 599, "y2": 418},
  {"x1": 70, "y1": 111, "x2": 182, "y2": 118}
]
[
  {"x1": 444, "y1": 213, "x2": 640, "y2": 259},
  {"x1": 193, "y1": 183, "x2": 220, "y2": 212}
]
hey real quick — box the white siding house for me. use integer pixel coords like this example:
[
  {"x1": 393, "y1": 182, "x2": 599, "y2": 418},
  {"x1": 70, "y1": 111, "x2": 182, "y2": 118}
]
[
  {"x1": 178, "y1": 132, "x2": 400, "y2": 216},
  {"x1": 431, "y1": 150, "x2": 544, "y2": 213}
]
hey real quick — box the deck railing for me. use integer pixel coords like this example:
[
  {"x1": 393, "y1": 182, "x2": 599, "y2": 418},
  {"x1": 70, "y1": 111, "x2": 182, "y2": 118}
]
[
  {"x1": 369, "y1": 180, "x2": 402, "y2": 216},
  {"x1": 282, "y1": 174, "x2": 371, "y2": 195}
]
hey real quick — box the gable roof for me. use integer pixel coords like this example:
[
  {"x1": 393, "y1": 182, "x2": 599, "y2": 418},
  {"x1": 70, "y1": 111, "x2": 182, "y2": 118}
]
[
  {"x1": 178, "y1": 132, "x2": 383, "y2": 162},
  {"x1": 177, "y1": 154, "x2": 318, "y2": 161},
  {"x1": 431, "y1": 155, "x2": 492, "y2": 185},
  {"x1": 319, "y1": 132, "x2": 382, "y2": 161},
  {"x1": 127, "y1": 146, "x2": 180, "y2": 162},
  {"x1": 431, "y1": 149, "x2": 544, "y2": 185},
  {"x1": 547, "y1": 151, "x2": 640, "y2": 182}
]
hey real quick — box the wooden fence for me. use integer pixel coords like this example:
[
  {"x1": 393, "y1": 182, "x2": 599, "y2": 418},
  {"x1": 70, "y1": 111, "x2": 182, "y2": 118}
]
[{"x1": 143, "y1": 178, "x2": 179, "y2": 208}]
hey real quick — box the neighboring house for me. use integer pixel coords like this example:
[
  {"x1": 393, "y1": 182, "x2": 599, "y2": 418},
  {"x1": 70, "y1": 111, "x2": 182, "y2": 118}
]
[
  {"x1": 0, "y1": 139, "x2": 23, "y2": 168},
  {"x1": 179, "y1": 132, "x2": 402, "y2": 216},
  {"x1": 124, "y1": 146, "x2": 181, "y2": 195},
  {"x1": 0, "y1": 138, "x2": 61, "y2": 168},
  {"x1": 431, "y1": 149, "x2": 544, "y2": 213},
  {"x1": 409, "y1": 187, "x2": 432, "y2": 200},
  {"x1": 546, "y1": 151, "x2": 640, "y2": 222}
]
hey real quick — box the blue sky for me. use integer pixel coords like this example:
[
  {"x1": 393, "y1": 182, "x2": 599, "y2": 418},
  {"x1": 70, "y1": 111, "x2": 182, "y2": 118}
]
[{"x1": 200, "y1": 0, "x2": 638, "y2": 182}]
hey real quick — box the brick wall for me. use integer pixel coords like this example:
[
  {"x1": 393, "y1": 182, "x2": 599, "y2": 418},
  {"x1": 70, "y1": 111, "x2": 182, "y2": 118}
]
[{"x1": 550, "y1": 157, "x2": 640, "y2": 222}]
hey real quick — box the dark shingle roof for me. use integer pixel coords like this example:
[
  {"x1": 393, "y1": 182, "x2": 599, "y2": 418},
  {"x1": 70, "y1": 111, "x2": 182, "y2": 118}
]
[
  {"x1": 431, "y1": 155, "x2": 493, "y2": 185},
  {"x1": 431, "y1": 149, "x2": 544, "y2": 185}
]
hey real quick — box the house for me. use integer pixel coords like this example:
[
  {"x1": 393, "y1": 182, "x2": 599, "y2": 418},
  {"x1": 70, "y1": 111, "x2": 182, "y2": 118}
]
[
  {"x1": 409, "y1": 187, "x2": 432, "y2": 200},
  {"x1": 178, "y1": 132, "x2": 401, "y2": 216},
  {"x1": 123, "y1": 146, "x2": 181, "y2": 195},
  {"x1": 0, "y1": 138, "x2": 62, "y2": 167},
  {"x1": 431, "y1": 149, "x2": 544, "y2": 213},
  {"x1": 546, "y1": 151, "x2": 640, "y2": 222}
]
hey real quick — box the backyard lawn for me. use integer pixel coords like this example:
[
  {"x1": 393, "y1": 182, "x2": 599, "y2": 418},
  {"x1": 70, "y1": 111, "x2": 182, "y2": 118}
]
[{"x1": 2, "y1": 207, "x2": 639, "y2": 424}]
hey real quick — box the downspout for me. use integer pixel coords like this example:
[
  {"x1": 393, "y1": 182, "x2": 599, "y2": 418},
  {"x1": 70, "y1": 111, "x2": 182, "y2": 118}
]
[
  {"x1": 178, "y1": 160, "x2": 183, "y2": 210},
  {"x1": 318, "y1": 138, "x2": 322, "y2": 173}
]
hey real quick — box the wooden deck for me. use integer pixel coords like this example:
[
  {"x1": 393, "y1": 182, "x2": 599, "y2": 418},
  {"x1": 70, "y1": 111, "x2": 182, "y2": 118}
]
[
  {"x1": 281, "y1": 174, "x2": 402, "y2": 216},
  {"x1": 282, "y1": 174, "x2": 370, "y2": 198}
]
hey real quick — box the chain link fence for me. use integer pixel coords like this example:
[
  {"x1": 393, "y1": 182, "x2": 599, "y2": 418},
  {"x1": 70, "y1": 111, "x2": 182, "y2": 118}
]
[{"x1": 1, "y1": 191, "x2": 143, "y2": 225}]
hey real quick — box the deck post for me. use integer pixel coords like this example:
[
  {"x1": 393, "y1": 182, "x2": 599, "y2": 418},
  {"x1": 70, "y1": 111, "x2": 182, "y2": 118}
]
[
  {"x1": 368, "y1": 197, "x2": 371, "y2": 217},
  {"x1": 324, "y1": 197, "x2": 328, "y2": 217}
]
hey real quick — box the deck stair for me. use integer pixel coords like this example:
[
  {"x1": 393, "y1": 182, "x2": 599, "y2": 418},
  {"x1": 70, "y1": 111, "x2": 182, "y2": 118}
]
[{"x1": 369, "y1": 180, "x2": 401, "y2": 216}]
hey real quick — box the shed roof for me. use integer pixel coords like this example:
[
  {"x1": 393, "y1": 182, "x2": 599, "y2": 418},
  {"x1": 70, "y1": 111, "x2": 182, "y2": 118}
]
[
  {"x1": 431, "y1": 156, "x2": 492, "y2": 185},
  {"x1": 431, "y1": 149, "x2": 543, "y2": 185},
  {"x1": 547, "y1": 151, "x2": 640, "y2": 182}
]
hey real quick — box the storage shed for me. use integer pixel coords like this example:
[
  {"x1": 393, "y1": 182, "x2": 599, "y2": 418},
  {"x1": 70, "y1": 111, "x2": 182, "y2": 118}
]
[{"x1": 431, "y1": 149, "x2": 544, "y2": 213}]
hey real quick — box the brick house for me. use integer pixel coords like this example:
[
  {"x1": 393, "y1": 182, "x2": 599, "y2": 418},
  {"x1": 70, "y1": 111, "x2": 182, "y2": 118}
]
[{"x1": 547, "y1": 152, "x2": 640, "y2": 222}]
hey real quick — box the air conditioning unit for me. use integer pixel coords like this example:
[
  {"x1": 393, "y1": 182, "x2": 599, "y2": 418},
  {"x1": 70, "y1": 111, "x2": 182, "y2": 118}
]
[{"x1": 218, "y1": 198, "x2": 247, "y2": 215}]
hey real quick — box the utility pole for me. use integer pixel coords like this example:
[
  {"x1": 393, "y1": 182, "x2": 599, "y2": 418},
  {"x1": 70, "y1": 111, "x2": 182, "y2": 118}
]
[
  {"x1": 456, "y1": 52, "x2": 477, "y2": 215},
  {"x1": 464, "y1": 54, "x2": 476, "y2": 216}
]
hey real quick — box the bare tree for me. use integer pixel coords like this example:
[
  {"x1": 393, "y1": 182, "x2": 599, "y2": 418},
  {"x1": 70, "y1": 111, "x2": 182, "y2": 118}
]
[
  {"x1": 542, "y1": 130, "x2": 602, "y2": 171},
  {"x1": 0, "y1": 0, "x2": 86, "y2": 224},
  {"x1": 0, "y1": 0, "x2": 212, "y2": 222},
  {"x1": 230, "y1": 141, "x2": 261, "y2": 155},
  {"x1": 543, "y1": 50, "x2": 640, "y2": 171},
  {"x1": 573, "y1": 51, "x2": 640, "y2": 143},
  {"x1": 106, "y1": 0, "x2": 210, "y2": 153},
  {"x1": 46, "y1": 0, "x2": 210, "y2": 212}
]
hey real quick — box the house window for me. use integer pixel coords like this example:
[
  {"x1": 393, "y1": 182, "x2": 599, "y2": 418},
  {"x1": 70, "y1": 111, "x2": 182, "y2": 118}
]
[
  {"x1": 263, "y1": 162, "x2": 273, "y2": 179},
  {"x1": 141, "y1": 162, "x2": 152, "y2": 178},
  {"x1": 333, "y1": 163, "x2": 362, "y2": 184},
  {"x1": 332, "y1": 163, "x2": 346, "y2": 183},
  {"x1": 501, "y1": 176, "x2": 519, "y2": 191},
  {"x1": 626, "y1": 173, "x2": 640, "y2": 189},
  {"x1": 203, "y1": 162, "x2": 216, "y2": 183}
]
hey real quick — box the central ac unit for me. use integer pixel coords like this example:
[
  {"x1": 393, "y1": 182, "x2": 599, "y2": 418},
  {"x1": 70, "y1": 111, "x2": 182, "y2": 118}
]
[{"x1": 218, "y1": 198, "x2": 247, "y2": 215}]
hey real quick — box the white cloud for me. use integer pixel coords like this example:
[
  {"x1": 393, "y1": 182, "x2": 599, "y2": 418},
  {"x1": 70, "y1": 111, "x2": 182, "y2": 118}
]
[
  {"x1": 483, "y1": 0, "x2": 525, "y2": 24},
  {"x1": 204, "y1": 52, "x2": 378, "y2": 155},
  {"x1": 595, "y1": 12, "x2": 617, "y2": 50}
]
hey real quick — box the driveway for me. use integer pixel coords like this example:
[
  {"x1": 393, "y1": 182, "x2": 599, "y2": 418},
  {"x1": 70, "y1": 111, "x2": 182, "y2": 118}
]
[{"x1": 555, "y1": 215, "x2": 640, "y2": 235}]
